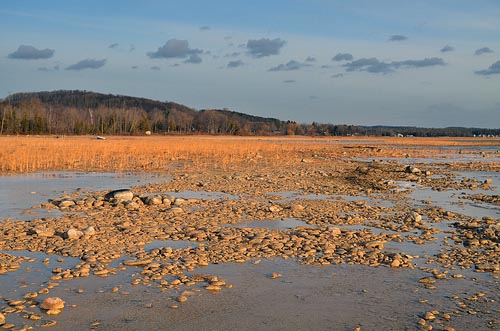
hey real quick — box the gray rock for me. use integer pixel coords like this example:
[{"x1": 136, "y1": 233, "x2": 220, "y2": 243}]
[{"x1": 105, "y1": 189, "x2": 134, "y2": 202}]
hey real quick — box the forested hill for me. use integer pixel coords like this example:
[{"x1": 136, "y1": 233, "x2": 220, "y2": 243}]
[
  {"x1": 1, "y1": 90, "x2": 285, "y2": 135},
  {"x1": 1, "y1": 90, "x2": 499, "y2": 137},
  {"x1": 6, "y1": 90, "x2": 191, "y2": 113}
]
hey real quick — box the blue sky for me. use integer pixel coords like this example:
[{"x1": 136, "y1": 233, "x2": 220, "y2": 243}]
[{"x1": 1, "y1": 0, "x2": 499, "y2": 127}]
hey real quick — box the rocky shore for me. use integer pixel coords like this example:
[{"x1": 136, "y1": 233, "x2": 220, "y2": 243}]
[{"x1": 1, "y1": 149, "x2": 499, "y2": 330}]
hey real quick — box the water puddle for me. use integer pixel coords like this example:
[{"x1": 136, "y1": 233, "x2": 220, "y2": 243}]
[{"x1": 143, "y1": 239, "x2": 199, "y2": 251}]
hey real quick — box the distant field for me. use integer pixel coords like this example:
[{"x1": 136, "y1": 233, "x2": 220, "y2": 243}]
[{"x1": 0, "y1": 135, "x2": 498, "y2": 173}]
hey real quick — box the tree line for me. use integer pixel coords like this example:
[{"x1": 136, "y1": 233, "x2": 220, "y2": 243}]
[{"x1": 1, "y1": 90, "x2": 498, "y2": 137}]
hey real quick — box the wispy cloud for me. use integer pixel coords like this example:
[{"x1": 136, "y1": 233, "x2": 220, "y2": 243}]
[
  {"x1": 8, "y1": 45, "x2": 54, "y2": 59},
  {"x1": 184, "y1": 54, "x2": 202, "y2": 64},
  {"x1": 200, "y1": 26, "x2": 211, "y2": 31},
  {"x1": 247, "y1": 38, "x2": 286, "y2": 58},
  {"x1": 109, "y1": 43, "x2": 119, "y2": 49},
  {"x1": 269, "y1": 60, "x2": 310, "y2": 72},
  {"x1": 343, "y1": 57, "x2": 445, "y2": 74},
  {"x1": 388, "y1": 35, "x2": 408, "y2": 42},
  {"x1": 440, "y1": 45, "x2": 454, "y2": 53},
  {"x1": 227, "y1": 60, "x2": 244, "y2": 68},
  {"x1": 66, "y1": 59, "x2": 106, "y2": 70},
  {"x1": 475, "y1": 47, "x2": 494, "y2": 55}
]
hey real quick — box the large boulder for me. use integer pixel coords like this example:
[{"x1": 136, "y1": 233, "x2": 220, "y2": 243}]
[{"x1": 105, "y1": 189, "x2": 134, "y2": 202}]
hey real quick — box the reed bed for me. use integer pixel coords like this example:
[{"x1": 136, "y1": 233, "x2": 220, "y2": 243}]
[{"x1": 0, "y1": 135, "x2": 498, "y2": 174}]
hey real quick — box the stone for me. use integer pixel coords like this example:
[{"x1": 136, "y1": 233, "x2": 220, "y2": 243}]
[
  {"x1": 63, "y1": 228, "x2": 83, "y2": 240},
  {"x1": 32, "y1": 228, "x2": 55, "y2": 237},
  {"x1": 405, "y1": 212, "x2": 423, "y2": 224},
  {"x1": 328, "y1": 226, "x2": 342, "y2": 236},
  {"x1": 405, "y1": 166, "x2": 421, "y2": 174},
  {"x1": 58, "y1": 200, "x2": 75, "y2": 208},
  {"x1": 291, "y1": 204, "x2": 305, "y2": 212},
  {"x1": 143, "y1": 195, "x2": 163, "y2": 205},
  {"x1": 124, "y1": 201, "x2": 140, "y2": 210},
  {"x1": 268, "y1": 205, "x2": 282, "y2": 213},
  {"x1": 205, "y1": 285, "x2": 222, "y2": 291},
  {"x1": 0, "y1": 312, "x2": 5, "y2": 325},
  {"x1": 176, "y1": 296, "x2": 188, "y2": 303},
  {"x1": 82, "y1": 226, "x2": 95, "y2": 236},
  {"x1": 40, "y1": 297, "x2": 65, "y2": 312},
  {"x1": 104, "y1": 189, "x2": 134, "y2": 202}
]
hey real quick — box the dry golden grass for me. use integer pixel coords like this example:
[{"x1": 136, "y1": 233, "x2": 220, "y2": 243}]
[{"x1": 0, "y1": 135, "x2": 498, "y2": 174}]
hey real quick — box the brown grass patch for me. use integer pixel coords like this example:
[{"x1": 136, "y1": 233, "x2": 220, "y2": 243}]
[{"x1": 0, "y1": 135, "x2": 498, "y2": 174}]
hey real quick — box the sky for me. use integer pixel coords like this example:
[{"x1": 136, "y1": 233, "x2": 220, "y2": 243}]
[{"x1": 1, "y1": 0, "x2": 499, "y2": 128}]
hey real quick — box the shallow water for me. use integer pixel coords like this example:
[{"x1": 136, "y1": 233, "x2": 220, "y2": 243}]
[
  {"x1": 225, "y1": 218, "x2": 311, "y2": 230},
  {"x1": 0, "y1": 172, "x2": 166, "y2": 221}
]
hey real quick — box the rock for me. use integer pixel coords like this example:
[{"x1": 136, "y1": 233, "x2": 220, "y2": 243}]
[
  {"x1": 105, "y1": 189, "x2": 133, "y2": 202},
  {"x1": 365, "y1": 241, "x2": 384, "y2": 250},
  {"x1": 271, "y1": 273, "x2": 282, "y2": 279},
  {"x1": 405, "y1": 212, "x2": 423, "y2": 224},
  {"x1": 291, "y1": 204, "x2": 305, "y2": 212},
  {"x1": 40, "y1": 297, "x2": 65, "y2": 314},
  {"x1": 328, "y1": 226, "x2": 342, "y2": 236},
  {"x1": 268, "y1": 205, "x2": 282, "y2": 213},
  {"x1": 0, "y1": 312, "x2": 5, "y2": 325},
  {"x1": 124, "y1": 201, "x2": 140, "y2": 210},
  {"x1": 419, "y1": 277, "x2": 436, "y2": 284},
  {"x1": 82, "y1": 226, "x2": 95, "y2": 236},
  {"x1": 205, "y1": 285, "x2": 222, "y2": 291},
  {"x1": 174, "y1": 198, "x2": 187, "y2": 206},
  {"x1": 143, "y1": 195, "x2": 163, "y2": 205},
  {"x1": 58, "y1": 200, "x2": 75, "y2": 208},
  {"x1": 169, "y1": 207, "x2": 184, "y2": 214},
  {"x1": 405, "y1": 166, "x2": 421, "y2": 174},
  {"x1": 31, "y1": 227, "x2": 55, "y2": 237},
  {"x1": 176, "y1": 296, "x2": 188, "y2": 303},
  {"x1": 63, "y1": 228, "x2": 83, "y2": 240}
]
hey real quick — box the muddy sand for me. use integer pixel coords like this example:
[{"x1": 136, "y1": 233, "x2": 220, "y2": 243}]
[{"x1": 1, "y1": 142, "x2": 499, "y2": 330}]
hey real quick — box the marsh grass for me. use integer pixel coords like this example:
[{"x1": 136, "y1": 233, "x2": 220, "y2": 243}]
[{"x1": 0, "y1": 135, "x2": 498, "y2": 173}]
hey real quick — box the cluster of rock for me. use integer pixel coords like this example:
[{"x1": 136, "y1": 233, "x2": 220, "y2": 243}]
[{"x1": 47, "y1": 189, "x2": 188, "y2": 213}]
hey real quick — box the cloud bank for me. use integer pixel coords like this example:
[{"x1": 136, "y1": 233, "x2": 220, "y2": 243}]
[
  {"x1": 8, "y1": 45, "x2": 54, "y2": 59},
  {"x1": 246, "y1": 38, "x2": 285, "y2": 58}
]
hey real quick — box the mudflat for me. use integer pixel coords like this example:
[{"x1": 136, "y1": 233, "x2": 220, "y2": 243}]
[{"x1": 0, "y1": 136, "x2": 499, "y2": 331}]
